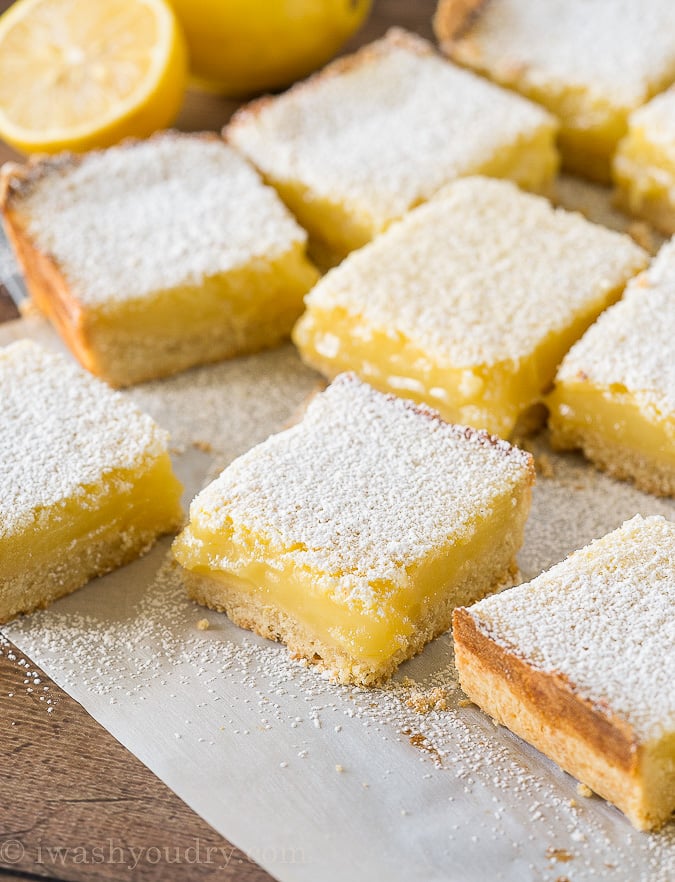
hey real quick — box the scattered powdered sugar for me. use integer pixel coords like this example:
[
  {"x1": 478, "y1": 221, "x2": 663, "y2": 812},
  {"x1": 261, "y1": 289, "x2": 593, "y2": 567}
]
[
  {"x1": 557, "y1": 239, "x2": 675, "y2": 419},
  {"x1": 128, "y1": 343, "x2": 321, "y2": 469},
  {"x1": 10, "y1": 133, "x2": 307, "y2": 307},
  {"x1": 179, "y1": 374, "x2": 532, "y2": 609},
  {"x1": 227, "y1": 29, "x2": 555, "y2": 228},
  {"x1": 0, "y1": 339, "x2": 168, "y2": 538},
  {"x1": 445, "y1": 0, "x2": 675, "y2": 107},
  {"x1": 301, "y1": 177, "x2": 648, "y2": 366},
  {"x1": 468, "y1": 514, "x2": 675, "y2": 744}
]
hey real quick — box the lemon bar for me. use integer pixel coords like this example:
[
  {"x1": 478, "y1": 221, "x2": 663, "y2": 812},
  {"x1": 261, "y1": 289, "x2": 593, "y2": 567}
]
[
  {"x1": 0, "y1": 132, "x2": 319, "y2": 387},
  {"x1": 454, "y1": 515, "x2": 675, "y2": 831},
  {"x1": 226, "y1": 28, "x2": 557, "y2": 266},
  {"x1": 173, "y1": 374, "x2": 535, "y2": 686},
  {"x1": 614, "y1": 88, "x2": 675, "y2": 236},
  {"x1": 435, "y1": 0, "x2": 675, "y2": 182},
  {"x1": 293, "y1": 177, "x2": 648, "y2": 439},
  {"x1": 0, "y1": 340, "x2": 183, "y2": 623},
  {"x1": 548, "y1": 239, "x2": 675, "y2": 497}
]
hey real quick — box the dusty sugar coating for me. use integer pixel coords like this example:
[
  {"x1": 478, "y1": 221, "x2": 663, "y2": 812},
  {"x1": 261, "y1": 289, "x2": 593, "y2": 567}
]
[
  {"x1": 0, "y1": 340, "x2": 169, "y2": 538},
  {"x1": 182, "y1": 374, "x2": 533, "y2": 610},
  {"x1": 226, "y1": 29, "x2": 555, "y2": 228},
  {"x1": 3, "y1": 133, "x2": 308, "y2": 308},
  {"x1": 303, "y1": 177, "x2": 648, "y2": 365},
  {"x1": 467, "y1": 515, "x2": 675, "y2": 744},
  {"x1": 439, "y1": 0, "x2": 675, "y2": 108},
  {"x1": 627, "y1": 88, "x2": 675, "y2": 155},
  {"x1": 557, "y1": 238, "x2": 675, "y2": 419},
  {"x1": 129, "y1": 343, "x2": 320, "y2": 464}
]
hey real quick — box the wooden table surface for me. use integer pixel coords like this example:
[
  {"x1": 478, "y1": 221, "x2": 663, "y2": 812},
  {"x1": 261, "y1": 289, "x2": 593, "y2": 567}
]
[{"x1": 0, "y1": 3, "x2": 435, "y2": 881}]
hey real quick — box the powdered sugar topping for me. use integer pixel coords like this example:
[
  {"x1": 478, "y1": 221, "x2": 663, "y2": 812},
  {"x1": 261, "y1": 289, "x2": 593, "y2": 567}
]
[
  {"x1": 180, "y1": 374, "x2": 533, "y2": 609},
  {"x1": 468, "y1": 514, "x2": 675, "y2": 743},
  {"x1": 0, "y1": 340, "x2": 169, "y2": 538},
  {"x1": 227, "y1": 30, "x2": 555, "y2": 227},
  {"x1": 304, "y1": 177, "x2": 648, "y2": 365},
  {"x1": 9, "y1": 134, "x2": 307, "y2": 308},
  {"x1": 446, "y1": 0, "x2": 675, "y2": 108},
  {"x1": 557, "y1": 237, "x2": 675, "y2": 420}
]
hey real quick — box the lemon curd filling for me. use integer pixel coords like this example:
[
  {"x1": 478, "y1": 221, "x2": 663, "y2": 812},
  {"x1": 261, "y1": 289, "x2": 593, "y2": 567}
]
[
  {"x1": 1, "y1": 454, "x2": 182, "y2": 619},
  {"x1": 293, "y1": 177, "x2": 648, "y2": 439},
  {"x1": 172, "y1": 374, "x2": 535, "y2": 685},
  {"x1": 614, "y1": 90, "x2": 675, "y2": 236},
  {"x1": 548, "y1": 384, "x2": 675, "y2": 473},
  {"x1": 0, "y1": 340, "x2": 183, "y2": 623},
  {"x1": 294, "y1": 293, "x2": 630, "y2": 439},
  {"x1": 75, "y1": 241, "x2": 319, "y2": 386},
  {"x1": 174, "y1": 490, "x2": 522, "y2": 667},
  {"x1": 548, "y1": 240, "x2": 675, "y2": 497}
]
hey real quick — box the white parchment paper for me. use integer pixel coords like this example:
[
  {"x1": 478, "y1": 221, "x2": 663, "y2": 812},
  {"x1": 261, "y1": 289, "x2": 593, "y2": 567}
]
[{"x1": 2, "y1": 317, "x2": 674, "y2": 882}]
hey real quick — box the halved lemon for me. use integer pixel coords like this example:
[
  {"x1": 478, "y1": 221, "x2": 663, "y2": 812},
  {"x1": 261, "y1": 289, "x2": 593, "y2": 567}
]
[{"x1": 0, "y1": 0, "x2": 187, "y2": 154}]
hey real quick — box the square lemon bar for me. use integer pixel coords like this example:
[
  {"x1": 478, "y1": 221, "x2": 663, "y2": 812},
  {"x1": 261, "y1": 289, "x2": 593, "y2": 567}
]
[
  {"x1": 293, "y1": 177, "x2": 648, "y2": 439},
  {"x1": 435, "y1": 0, "x2": 675, "y2": 182},
  {"x1": 0, "y1": 132, "x2": 319, "y2": 387},
  {"x1": 548, "y1": 239, "x2": 675, "y2": 497},
  {"x1": 226, "y1": 28, "x2": 557, "y2": 265},
  {"x1": 614, "y1": 87, "x2": 675, "y2": 236},
  {"x1": 172, "y1": 374, "x2": 535, "y2": 686},
  {"x1": 453, "y1": 515, "x2": 675, "y2": 831},
  {"x1": 0, "y1": 340, "x2": 183, "y2": 623}
]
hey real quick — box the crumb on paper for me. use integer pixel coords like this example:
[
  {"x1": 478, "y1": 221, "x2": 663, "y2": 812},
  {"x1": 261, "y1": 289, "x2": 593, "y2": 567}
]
[
  {"x1": 576, "y1": 782, "x2": 593, "y2": 798},
  {"x1": 458, "y1": 698, "x2": 474, "y2": 708},
  {"x1": 196, "y1": 618, "x2": 210, "y2": 631},
  {"x1": 192, "y1": 439, "x2": 214, "y2": 454},
  {"x1": 335, "y1": 764, "x2": 344, "y2": 773},
  {"x1": 405, "y1": 686, "x2": 451, "y2": 714},
  {"x1": 546, "y1": 846, "x2": 574, "y2": 863}
]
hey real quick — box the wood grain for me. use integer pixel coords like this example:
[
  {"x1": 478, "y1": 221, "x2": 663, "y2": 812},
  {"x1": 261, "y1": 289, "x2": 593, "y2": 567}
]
[
  {"x1": 0, "y1": 643, "x2": 266, "y2": 882},
  {"x1": 0, "y1": 2, "x2": 438, "y2": 880}
]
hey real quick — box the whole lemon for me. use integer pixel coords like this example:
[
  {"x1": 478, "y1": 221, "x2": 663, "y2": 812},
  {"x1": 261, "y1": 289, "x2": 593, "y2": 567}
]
[{"x1": 167, "y1": 0, "x2": 372, "y2": 97}]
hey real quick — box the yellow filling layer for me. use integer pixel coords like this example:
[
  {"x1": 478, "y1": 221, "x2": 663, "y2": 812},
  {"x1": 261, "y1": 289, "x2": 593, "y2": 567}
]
[
  {"x1": 174, "y1": 492, "x2": 519, "y2": 666},
  {"x1": 0, "y1": 453, "x2": 183, "y2": 585},
  {"x1": 76, "y1": 244, "x2": 319, "y2": 384},
  {"x1": 614, "y1": 130, "x2": 675, "y2": 233},
  {"x1": 641, "y1": 732, "x2": 675, "y2": 829},
  {"x1": 265, "y1": 128, "x2": 557, "y2": 265},
  {"x1": 548, "y1": 381, "x2": 675, "y2": 471},
  {"x1": 293, "y1": 290, "x2": 625, "y2": 438}
]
